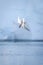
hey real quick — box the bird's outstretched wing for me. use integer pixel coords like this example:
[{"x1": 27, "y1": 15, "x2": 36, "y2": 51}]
[
  {"x1": 18, "y1": 17, "x2": 21, "y2": 24},
  {"x1": 24, "y1": 25, "x2": 30, "y2": 31}
]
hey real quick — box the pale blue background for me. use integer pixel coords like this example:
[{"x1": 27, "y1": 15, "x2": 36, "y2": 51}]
[
  {"x1": 0, "y1": 0, "x2": 43, "y2": 65},
  {"x1": 0, "y1": 0, "x2": 43, "y2": 39}
]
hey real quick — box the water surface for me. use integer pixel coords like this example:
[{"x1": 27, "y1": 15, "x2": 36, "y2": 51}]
[{"x1": 0, "y1": 42, "x2": 43, "y2": 65}]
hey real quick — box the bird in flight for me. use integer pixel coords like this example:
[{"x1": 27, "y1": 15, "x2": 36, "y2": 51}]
[{"x1": 18, "y1": 17, "x2": 30, "y2": 31}]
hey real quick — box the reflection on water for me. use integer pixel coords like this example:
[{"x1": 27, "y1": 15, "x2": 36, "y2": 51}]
[{"x1": 0, "y1": 42, "x2": 43, "y2": 65}]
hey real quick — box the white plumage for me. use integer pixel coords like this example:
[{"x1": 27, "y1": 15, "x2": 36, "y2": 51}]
[
  {"x1": 17, "y1": 16, "x2": 30, "y2": 31},
  {"x1": 18, "y1": 17, "x2": 21, "y2": 24}
]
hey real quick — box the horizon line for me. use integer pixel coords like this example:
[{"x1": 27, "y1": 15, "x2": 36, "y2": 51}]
[{"x1": 0, "y1": 39, "x2": 43, "y2": 42}]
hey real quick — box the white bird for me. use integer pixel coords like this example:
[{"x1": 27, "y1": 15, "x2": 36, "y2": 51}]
[
  {"x1": 18, "y1": 17, "x2": 26, "y2": 28},
  {"x1": 18, "y1": 17, "x2": 30, "y2": 31}
]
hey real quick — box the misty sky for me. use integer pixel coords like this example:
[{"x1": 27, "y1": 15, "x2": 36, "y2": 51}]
[{"x1": 0, "y1": 0, "x2": 43, "y2": 39}]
